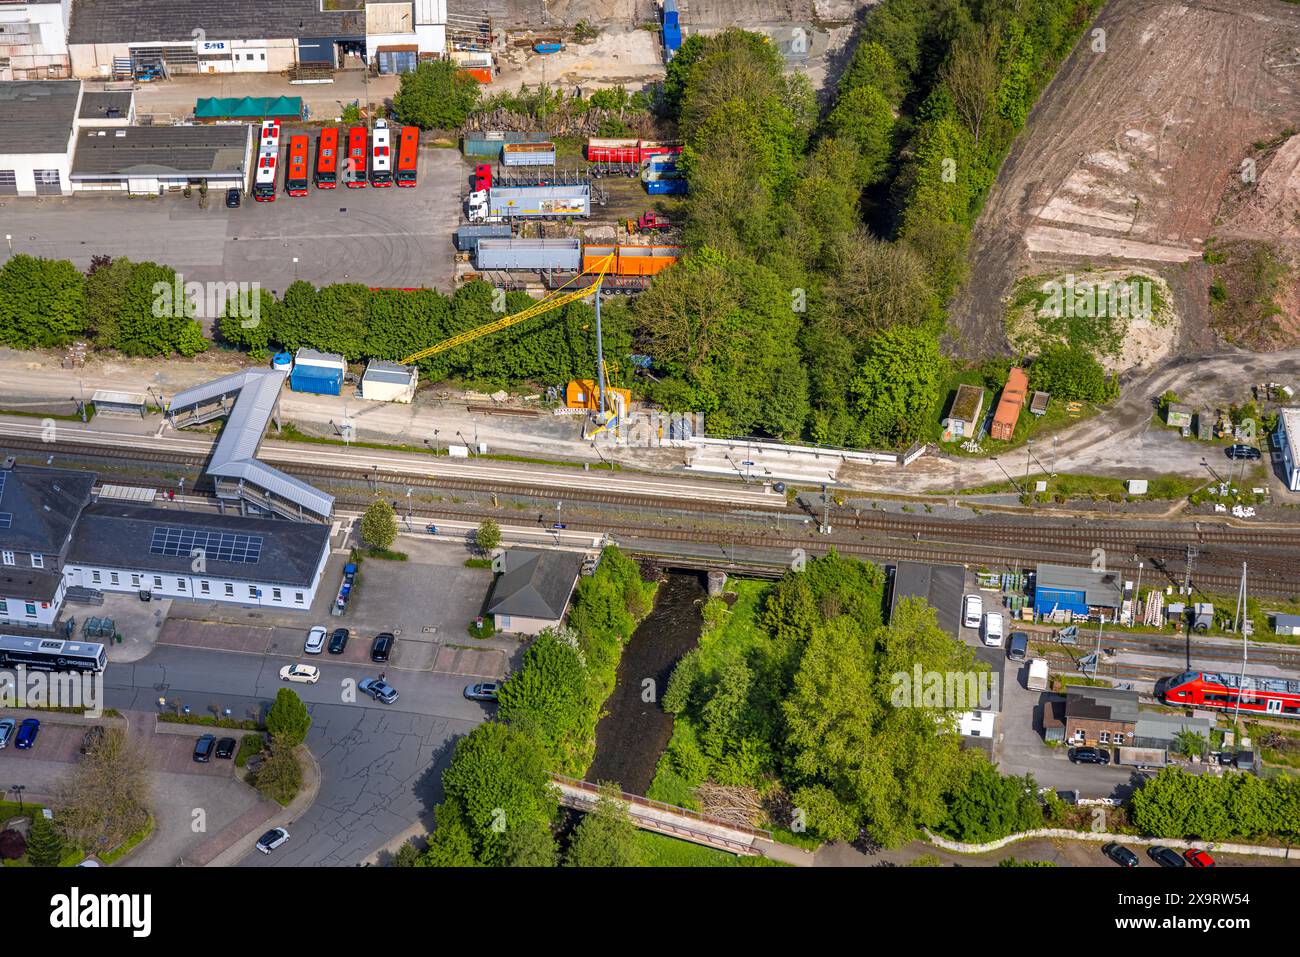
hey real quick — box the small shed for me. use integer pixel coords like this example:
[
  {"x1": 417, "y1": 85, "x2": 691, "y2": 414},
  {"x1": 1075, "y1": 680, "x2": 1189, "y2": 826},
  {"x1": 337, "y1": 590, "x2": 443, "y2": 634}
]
[
  {"x1": 1274, "y1": 613, "x2": 1300, "y2": 636},
  {"x1": 91, "y1": 389, "x2": 148, "y2": 418},
  {"x1": 1029, "y1": 391, "x2": 1050, "y2": 416},
  {"x1": 360, "y1": 361, "x2": 418, "y2": 403},
  {"x1": 290, "y1": 348, "x2": 345, "y2": 396},
  {"x1": 1196, "y1": 409, "x2": 1214, "y2": 441},
  {"x1": 1166, "y1": 402, "x2": 1193, "y2": 428},
  {"x1": 942, "y1": 384, "x2": 985, "y2": 441}
]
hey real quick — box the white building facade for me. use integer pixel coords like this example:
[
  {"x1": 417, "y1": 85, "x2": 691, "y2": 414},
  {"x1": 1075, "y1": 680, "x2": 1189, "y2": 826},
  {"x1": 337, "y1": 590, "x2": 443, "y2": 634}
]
[{"x1": 1277, "y1": 408, "x2": 1300, "y2": 493}]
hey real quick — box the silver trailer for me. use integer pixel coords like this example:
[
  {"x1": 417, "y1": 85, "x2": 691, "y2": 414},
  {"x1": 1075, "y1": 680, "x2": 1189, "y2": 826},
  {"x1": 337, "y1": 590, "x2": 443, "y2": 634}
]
[
  {"x1": 483, "y1": 184, "x2": 590, "y2": 219},
  {"x1": 475, "y1": 238, "x2": 582, "y2": 272}
]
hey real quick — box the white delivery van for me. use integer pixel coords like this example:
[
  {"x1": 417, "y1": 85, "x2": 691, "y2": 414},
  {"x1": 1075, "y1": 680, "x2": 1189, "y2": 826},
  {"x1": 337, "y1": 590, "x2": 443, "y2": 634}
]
[
  {"x1": 981, "y1": 612, "x2": 1004, "y2": 647},
  {"x1": 1026, "y1": 658, "x2": 1049, "y2": 691}
]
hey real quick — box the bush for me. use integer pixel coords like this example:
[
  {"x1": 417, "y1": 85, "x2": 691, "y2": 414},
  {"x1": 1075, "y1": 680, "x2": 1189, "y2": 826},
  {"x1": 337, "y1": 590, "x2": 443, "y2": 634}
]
[{"x1": 360, "y1": 500, "x2": 398, "y2": 551}]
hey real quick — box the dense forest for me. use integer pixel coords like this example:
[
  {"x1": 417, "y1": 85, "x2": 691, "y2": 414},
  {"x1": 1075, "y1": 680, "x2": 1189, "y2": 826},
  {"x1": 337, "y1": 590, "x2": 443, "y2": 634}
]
[{"x1": 638, "y1": 0, "x2": 1107, "y2": 447}]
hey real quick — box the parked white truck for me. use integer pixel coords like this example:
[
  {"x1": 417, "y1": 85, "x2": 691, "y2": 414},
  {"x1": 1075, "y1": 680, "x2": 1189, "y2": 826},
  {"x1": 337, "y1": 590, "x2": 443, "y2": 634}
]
[{"x1": 1026, "y1": 658, "x2": 1049, "y2": 691}]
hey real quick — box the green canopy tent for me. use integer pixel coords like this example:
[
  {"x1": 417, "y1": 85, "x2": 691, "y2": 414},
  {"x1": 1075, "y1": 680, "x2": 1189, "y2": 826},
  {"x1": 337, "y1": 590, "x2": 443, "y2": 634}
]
[{"x1": 194, "y1": 95, "x2": 303, "y2": 121}]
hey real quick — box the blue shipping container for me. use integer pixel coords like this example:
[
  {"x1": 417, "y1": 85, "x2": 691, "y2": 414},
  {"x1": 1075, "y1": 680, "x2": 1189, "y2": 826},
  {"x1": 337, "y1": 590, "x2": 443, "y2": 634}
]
[
  {"x1": 664, "y1": 23, "x2": 682, "y2": 54},
  {"x1": 663, "y1": 0, "x2": 679, "y2": 26},
  {"x1": 290, "y1": 364, "x2": 343, "y2": 395},
  {"x1": 646, "y1": 178, "x2": 687, "y2": 195}
]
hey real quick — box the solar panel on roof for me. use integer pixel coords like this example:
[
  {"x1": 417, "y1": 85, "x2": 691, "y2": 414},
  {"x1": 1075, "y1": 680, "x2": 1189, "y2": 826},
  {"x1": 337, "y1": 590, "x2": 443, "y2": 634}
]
[
  {"x1": 149, "y1": 526, "x2": 263, "y2": 564},
  {"x1": 0, "y1": 513, "x2": 11, "y2": 529},
  {"x1": 0, "y1": 471, "x2": 7, "y2": 500}
]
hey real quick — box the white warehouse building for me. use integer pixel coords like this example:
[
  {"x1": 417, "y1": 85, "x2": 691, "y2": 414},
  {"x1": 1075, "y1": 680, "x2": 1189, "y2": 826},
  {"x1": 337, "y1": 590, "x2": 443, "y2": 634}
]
[
  {"x1": 0, "y1": 79, "x2": 82, "y2": 196},
  {"x1": 0, "y1": 0, "x2": 73, "y2": 80}
]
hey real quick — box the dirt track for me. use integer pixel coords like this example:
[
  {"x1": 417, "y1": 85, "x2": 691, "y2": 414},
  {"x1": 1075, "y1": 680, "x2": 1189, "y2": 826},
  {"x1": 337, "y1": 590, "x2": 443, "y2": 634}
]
[{"x1": 949, "y1": 0, "x2": 1300, "y2": 357}]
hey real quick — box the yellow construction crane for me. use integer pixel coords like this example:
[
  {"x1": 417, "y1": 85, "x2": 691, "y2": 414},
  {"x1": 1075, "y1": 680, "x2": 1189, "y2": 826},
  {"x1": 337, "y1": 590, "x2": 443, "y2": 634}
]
[{"x1": 400, "y1": 253, "x2": 616, "y2": 365}]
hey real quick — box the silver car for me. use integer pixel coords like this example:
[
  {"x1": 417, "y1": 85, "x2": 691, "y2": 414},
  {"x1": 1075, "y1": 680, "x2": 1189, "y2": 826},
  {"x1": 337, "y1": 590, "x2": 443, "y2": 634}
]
[
  {"x1": 255, "y1": 827, "x2": 290, "y2": 854},
  {"x1": 0, "y1": 718, "x2": 14, "y2": 750}
]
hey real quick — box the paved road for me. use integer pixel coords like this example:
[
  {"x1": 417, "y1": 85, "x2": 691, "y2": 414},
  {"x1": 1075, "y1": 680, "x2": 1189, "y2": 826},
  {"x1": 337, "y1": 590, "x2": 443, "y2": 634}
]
[{"x1": 101, "y1": 644, "x2": 490, "y2": 866}]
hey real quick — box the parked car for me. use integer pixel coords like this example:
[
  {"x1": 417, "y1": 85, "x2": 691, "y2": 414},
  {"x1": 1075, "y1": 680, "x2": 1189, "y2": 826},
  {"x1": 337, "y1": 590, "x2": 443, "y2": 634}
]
[
  {"x1": 225, "y1": 188, "x2": 241, "y2": 208},
  {"x1": 1007, "y1": 632, "x2": 1029, "y2": 661},
  {"x1": 1184, "y1": 848, "x2": 1215, "y2": 868},
  {"x1": 304, "y1": 626, "x2": 327, "y2": 655},
  {"x1": 358, "y1": 677, "x2": 399, "y2": 705},
  {"x1": 1068, "y1": 746, "x2": 1111, "y2": 765},
  {"x1": 0, "y1": 718, "x2": 15, "y2": 749},
  {"x1": 370, "y1": 632, "x2": 395, "y2": 663},
  {"x1": 255, "y1": 827, "x2": 290, "y2": 854},
  {"x1": 328, "y1": 628, "x2": 350, "y2": 654},
  {"x1": 1103, "y1": 842, "x2": 1139, "y2": 867},
  {"x1": 280, "y1": 663, "x2": 321, "y2": 684},
  {"x1": 464, "y1": 682, "x2": 501, "y2": 702},
  {"x1": 80, "y1": 725, "x2": 105, "y2": 755},
  {"x1": 980, "y1": 612, "x2": 1004, "y2": 648},
  {"x1": 193, "y1": 733, "x2": 216, "y2": 763},
  {"x1": 215, "y1": 737, "x2": 236, "y2": 759},
  {"x1": 962, "y1": 594, "x2": 983, "y2": 629},
  {"x1": 15, "y1": 718, "x2": 40, "y2": 750},
  {"x1": 1149, "y1": 846, "x2": 1186, "y2": 868},
  {"x1": 1226, "y1": 444, "x2": 1261, "y2": 461}
]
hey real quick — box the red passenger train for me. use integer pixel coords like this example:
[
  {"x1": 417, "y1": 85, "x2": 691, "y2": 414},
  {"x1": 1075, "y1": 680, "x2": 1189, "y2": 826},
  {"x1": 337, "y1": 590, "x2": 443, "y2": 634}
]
[{"x1": 1157, "y1": 670, "x2": 1300, "y2": 718}]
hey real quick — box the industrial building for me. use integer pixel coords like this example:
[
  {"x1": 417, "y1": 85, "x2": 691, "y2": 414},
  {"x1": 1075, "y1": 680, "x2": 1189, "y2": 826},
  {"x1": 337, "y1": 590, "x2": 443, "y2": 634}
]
[
  {"x1": 0, "y1": 79, "x2": 81, "y2": 195},
  {"x1": 1033, "y1": 562, "x2": 1124, "y2": 621},
  {"x1": 65, "y1": 0, "x2": 450, "y2": 79},
  {"x1": 360, "y1": 360, "x2": 418, "y2": 403},
  {"x1": 69, "y1": 123, "x2": 253, "y2": 194},
  {"x1": 1276, "y1": 407, "x2": 1300, "y2": 492},
  {"x1": 0, "y1": 0, "x2": 73, "y2": 80},
  {"x1": 78, "y1": 88, "x2": 134, "y2": 126},
  {"x1": 888, "y1": 561, "x2": 964, "y2": 638}
]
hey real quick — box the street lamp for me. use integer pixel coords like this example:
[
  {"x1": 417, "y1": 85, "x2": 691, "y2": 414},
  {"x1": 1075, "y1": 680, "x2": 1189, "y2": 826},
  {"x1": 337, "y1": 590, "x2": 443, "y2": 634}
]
[
  {"x1": 10, "y1": 785, "x2": 24, "y2": 810},
  {"x1": 989, "y1": 456, "x2": 1024, "y2": 496},
  {"x1": 292, "y1": 256, "x2": 299, "y2": 281}
]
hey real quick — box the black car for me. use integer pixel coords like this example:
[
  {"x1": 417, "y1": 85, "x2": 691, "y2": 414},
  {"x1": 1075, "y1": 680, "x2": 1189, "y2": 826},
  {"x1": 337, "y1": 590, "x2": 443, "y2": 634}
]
[
  {"x1": 214, "y1": 737, "x2": 236, "y2": 759},
  {"x1": 80, "y1": 725, "x2": 105, "y2": 755},
  {"x1": 1103, "y1": 842, "x2": 1139, "y2": 867},
  {"x1": 225, "y1": 188, "x2": 241, "y2": 208},
  {"x1": 193, "y1": 734, "x2": 216, "y2": 763},
  {"x1": 1226, "y1": 444, "x2": 1261, "y2": 461},
  {"x1": 1068, "y1": 746, "x2": 1111, "y2": 765},
  {"x1": 328, "y1": 628, "x2": 350, "y2": 654},
  {"x1": 370, "y1": 632, "x2": 395, "y2": 663},
  {"x1": 1148, "y1": 845, "x2": 1186, "y2": 868}
]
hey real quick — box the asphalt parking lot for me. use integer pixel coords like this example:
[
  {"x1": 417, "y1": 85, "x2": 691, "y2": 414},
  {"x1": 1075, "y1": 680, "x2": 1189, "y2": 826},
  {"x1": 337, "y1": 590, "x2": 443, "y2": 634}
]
[{"x1": 0, "y1": 141, "x2": 465, "y2": 304}]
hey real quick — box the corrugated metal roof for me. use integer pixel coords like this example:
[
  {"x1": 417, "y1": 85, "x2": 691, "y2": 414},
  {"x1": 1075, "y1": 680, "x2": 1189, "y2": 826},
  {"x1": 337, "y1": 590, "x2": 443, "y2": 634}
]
[
  {"x1": 71, "y1": 125, "x2": 250, "y2": 179},
  {"x1": 68, "y1": 0, "x2": 363, "y2": 44},
  {"x1": 294, "y1": 347, "x2": 346, "y2": 369},
  {"x1": 1036, "y1": 562, "x2": 1123, "y2": 607},
  {"x1": 362, "y1": 361, "x2": 416, "y2": 386},
  {"x1": 168, "y1": 370, "x2": 333, "y2": 519},
  {"x1": 79, "y1": 90, "x2": 133, "y2": 120}
]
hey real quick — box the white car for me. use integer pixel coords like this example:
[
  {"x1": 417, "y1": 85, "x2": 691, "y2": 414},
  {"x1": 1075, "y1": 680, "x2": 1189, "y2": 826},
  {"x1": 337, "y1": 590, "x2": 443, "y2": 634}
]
[
  {"x1": 981, "y1": 612, "x2": 1005, "y2": 648},
  {"x1": 962, "y1": 594, "x2": 983, "y2": 629},
  {"x1": 279, "y1": 663, "x2": 321, "y2": 684},
  {"x1": 304, "y1": 626, "x2": 327, "y2": 655},
  {"x1": 255, "y1": 827, "x2": 290, "y2": 854}
]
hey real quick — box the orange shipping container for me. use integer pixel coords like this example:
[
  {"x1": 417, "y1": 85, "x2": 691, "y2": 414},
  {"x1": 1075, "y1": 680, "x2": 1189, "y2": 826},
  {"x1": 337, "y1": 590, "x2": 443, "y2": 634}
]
[
  {"x1": 582, "y1": 245, "x2": 680, "y2": 276},
  {"x1": 991, "y1": 366, "x2": 1029, "y2": 440},
  {"x1": 458, "y1": 68, "x2": 493, "y2": 84},
  {"x1": 566, "y1": 379, "x2": 631, "y2": 411}
]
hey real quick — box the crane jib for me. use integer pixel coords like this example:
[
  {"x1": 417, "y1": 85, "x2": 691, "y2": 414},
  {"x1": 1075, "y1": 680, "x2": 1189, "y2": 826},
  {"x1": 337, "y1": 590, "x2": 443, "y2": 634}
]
[{"x1": 399, "y1": 254, "x2": 615, "y2": 365}]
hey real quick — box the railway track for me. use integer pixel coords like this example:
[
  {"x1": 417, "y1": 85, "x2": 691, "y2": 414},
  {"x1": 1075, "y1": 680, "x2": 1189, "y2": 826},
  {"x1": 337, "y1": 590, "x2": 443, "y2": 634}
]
[{"x1": 8, "y1": 433, "x2": 1300, "y2": 596}]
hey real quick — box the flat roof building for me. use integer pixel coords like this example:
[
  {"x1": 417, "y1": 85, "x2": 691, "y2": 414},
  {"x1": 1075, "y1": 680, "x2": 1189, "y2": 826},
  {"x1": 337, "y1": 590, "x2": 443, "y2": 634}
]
[
  {"x1": 1034, "y1": 562, "x2": 1124, "y2": 621},
  {"x1": 889, "y1": 561, "x2": 964, "y2": 638},
  {"x1": 1276, "y1": 408, "x2": 1300, "y2": 492},
  {"x1": 360, "y1": 360, "x2": 418, "y2": 403},
  {"x1": 0, "y1": 78, "x2": 82, "y2": 196},
  {"x1": 0, "y1": 0, "x2": 73, "y2": 81},
  {"x1": 78, "y1": 89, "x2": 134, "y2": 125},
  {"x1": 70, "y1": 123, "x2": 253, "y2": 194},
  {"x1": 942, "y1": 384, "x2": 984, "y2": 441}
]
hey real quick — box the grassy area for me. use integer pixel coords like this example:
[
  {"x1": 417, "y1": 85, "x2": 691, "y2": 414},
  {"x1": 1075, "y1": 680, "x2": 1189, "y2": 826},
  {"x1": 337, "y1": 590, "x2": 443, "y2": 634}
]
[
  {"x1": 633, "y1": 830, "x2": 784, "y2": 867},
  {"x1": 959, "y1": 471, "x2": 1203, "y2": 502},
  {"x1": 157, "y1": 713, "x2": 263, "y2": 730},
  {"x1": 463, "y1": 558, "x2": 493, "y2": 569},
  {"x1": 0, "y1": 403, "x2": 96, "y2": 423},
  {"x1": 363, "y1": 547, "x2": 408, "y2": 561},
  {"x1": 235, "y1": 733, "x2": 265, "y2": 768},
  {"x1": 1005, "y1": 271, "x2": 1173, "y2": 359},
  {"x1": 468, "y1": 619, "x2": 497, "y2": 640}
]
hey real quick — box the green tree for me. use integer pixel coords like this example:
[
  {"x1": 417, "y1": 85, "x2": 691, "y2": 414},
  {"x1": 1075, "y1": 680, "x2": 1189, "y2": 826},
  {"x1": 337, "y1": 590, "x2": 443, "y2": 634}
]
[
  {"x1": 26, "y1": 813, "x2": 64, "y2": 867},
  {"x1": 496, "y1": 629, "x2": 589, "y2": 769},
  {"x1": 393, "y1": 60, "x2": 480, "y2": 129},
  {"x1": 360, "y1": 499, "x2": 398, "y2": 550},
  {"x1": 0, "y1": 254, "x2": 87, "y2": 348},
  {"x1": 1028, "y1": 344, "x2": 1115, "y2": 403},
  {"x1": 850, "y1": 325, "x2": 947, "y2": 448},
  {"x1": 265, "y1": 688, "x2": 311, "y2": 747},
  {"x1": 253, "y1": 733, "x2": 303, "y2": 805},
  {"x1": 565, "y1": 786, "x2": 642, "y2": 867},
  {"x1": 502, "y1": 817, "x2": 558, "y2": 867},
  {"x1": 475, "y1": 518, "x2": 501, "y2": 555},
  {"x1": 940, "y1": 763, "x2": 1043, "y2": 843},
  {"x1": 422, "y1": 800, "x2": 480, "y2": 867},
  {"x1": 439, "y1": 722, "x2": 558, "y2": 866}
]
